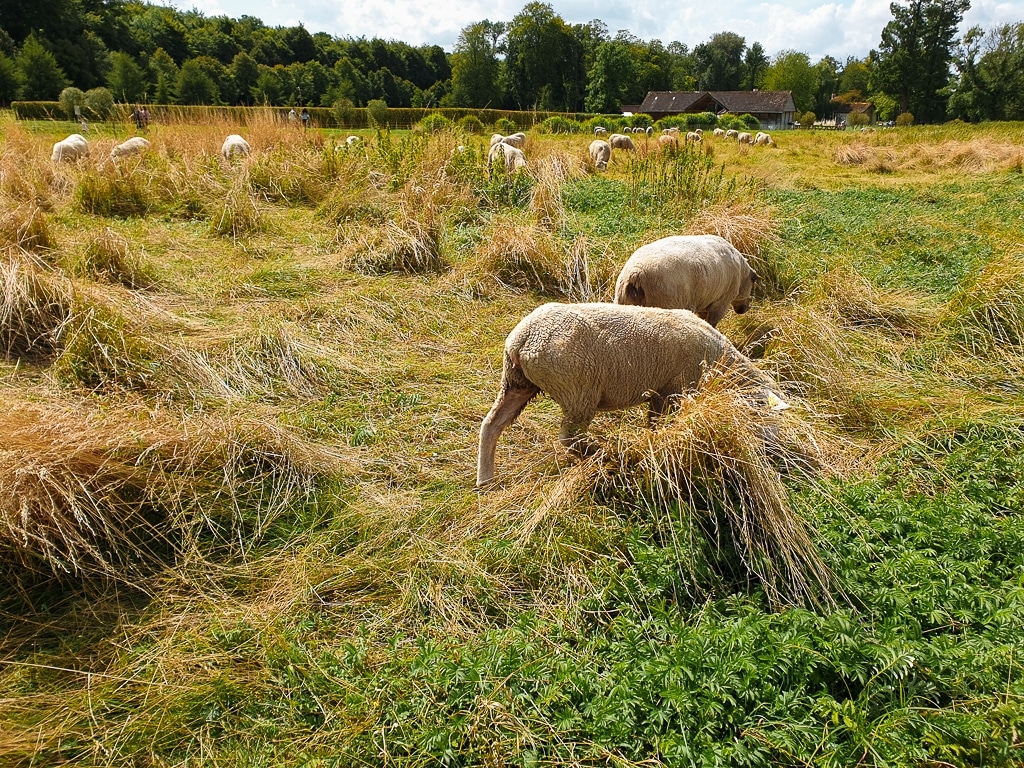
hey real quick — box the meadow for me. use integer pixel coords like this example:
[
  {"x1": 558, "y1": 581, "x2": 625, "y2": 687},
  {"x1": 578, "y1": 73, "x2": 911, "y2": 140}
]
[{"x1": 1, "y1": 110, "x2": 1023, "y2": 766}]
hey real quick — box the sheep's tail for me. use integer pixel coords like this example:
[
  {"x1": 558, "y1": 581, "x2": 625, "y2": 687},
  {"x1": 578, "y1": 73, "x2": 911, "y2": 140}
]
[{"x1": 615, "y1": 269, "x2": 646, "y2": 305}]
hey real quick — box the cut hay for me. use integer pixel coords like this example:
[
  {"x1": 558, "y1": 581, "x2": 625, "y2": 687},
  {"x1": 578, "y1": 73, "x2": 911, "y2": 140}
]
[
  {"x1": 340, "y1": 210, "x2": 445, "y2": 275},
  {"x1": 0, "y1": 200, "x2": 54, "y2": 252},
  {"x1": 0, "y1": 395, "x2": 354, "y2": 583},
  {"x1": 1, "y1": 252, "x2": 73, "y2": 359},
  {"x1": 946, "y1": 248, "x2": 1024, "y2": 351},
  {"x1": 64, "y1": 228, "x2": 155, "y2": 289}
]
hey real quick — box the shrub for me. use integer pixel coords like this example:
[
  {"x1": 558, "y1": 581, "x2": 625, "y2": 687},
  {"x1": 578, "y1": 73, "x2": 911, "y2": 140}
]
[
  {"x1": 366, "y1": 99, "x2": 389, "y2": 128},
  {"x1": 84, "y1": 87, "x2": 115, "y2": 120},
  {"x1": 628, "y1": 113, "x2": 654, "y2": 130},
  {"x1": 799, "y1": 111, "x2": 817, "y2": 127},
  {"x1": 457, "y1": 114, "x2": 485, "y2": 135},
  {"x1": 847, "y1": 111, "x2": 870, "y2": 127},
  {"x1": 538, "y1": 115, "x2": 580, "y2": 134},
  {"x1": 896, "y1": 111, "x2": 915, "y2": 127},
  {"x1": 495, "y1": 117, "x2": 517, "y2": 134},
  {"x1": 688, "y1": 111, "x2": 718, "y2": 127},
  {"x1": 657, "y1": 115, "x2": 690, "y2": 131},
  {"x1": 331, "y1": 97, "x2": 359, "y2": 128},
  {"x1": 739, "y1": 113, "x2": 761, "y2": 129},
  {"x1": 417, "y1": 112, "x2": 454, "y2": 134},
  {"x1": 58, "y1": 87, "x2": 86, "y2": 120}
]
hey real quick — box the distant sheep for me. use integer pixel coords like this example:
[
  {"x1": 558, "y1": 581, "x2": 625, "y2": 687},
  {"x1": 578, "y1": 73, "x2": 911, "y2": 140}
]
[
  {"x1": 737, "y1": 132, "x2": 754, "y2": 144},
  {"x1": 754, "y1": 131, "x2": 773, "y2": 146},
  {"x1": 593, "y1": 126, "x2": 607, "y2": 136},
  {"x1": 221, "y1": 134, "x2": 251, "y2": 161},
  {"x1": 686, "y1": 131, "x2": 702, "y2": 143},
  {"x1": 488, "y1": 141, "x2": 527, "y2": 174},
  {"x1": 345, "y1": 135, "x2": 362, "y2": 147},
  {"x1": 51, "y1": 133, "x2": 89, "y2": 162},
  {"x1": 588, "y1": 139, "x2": 611, "y2": 171},
  {"x1": 476, "y1": 302, "x2": 787, "y2": 485},
  {"x1": 713, "y1": 127, "x2": 726, "y2": 137},
  {"x1": 110, "y1": 136, "x2": 150, "y2": 160},
  {"x1": 608, "y1": 133, "x2": 635, "y2": 150},
  {"x1": 725, "y1": 129, "x2": 739, "y2": 139},
  {"x1": 613, "y1": 234, "x2": 760, "y2": 327},
  {"x1": 503, "y1": 132, "x2": 527, "y2": 148},
  {"x1": 645, "y1": 126, "x2": 654, "y2": 137},
  {"x1": 658, "y1": 134, "x2": 679, "y2": 151}
]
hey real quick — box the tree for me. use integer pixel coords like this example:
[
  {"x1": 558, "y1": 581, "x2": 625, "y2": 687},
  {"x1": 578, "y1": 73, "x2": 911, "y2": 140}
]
[
  {"x1": 366, "y1": 97, "x2": 388, "y2": 127},
  {"x1": 503, "y1": 2, "x2": 577, "y2": 110},
  {"x1": 874, "y1": 0, "x2": 970, "y2": 123},
  {"x1": 742, "y1": 42, "x2": 769, "y2": 89},
  {"x1": 584, "y1": 39, "x2": 634, "y2": 113},
  {"x1": 450, "y1": 20, "x2": 504, "y2": 107},
  {"x1": 149, "y1": 48, "x2": 178, "y2": 104},
  {"x1": 16, "y1": 34, "x2": 69, "y2": 100},
  {"x1": 0, "y1": 52, "x2": 20, "y2": 104},
  {"x1": 949, "y1": 23, "x2": 1024, "y2": 121},
  {"x1": 762, "y1": 50, "x2": 819, "y2": 113},
  {"x1": 839, "y1": 56, "x2": 872, "y2": 95},
  {"x1": 108, "y1": 52, "x2": 148, "y2": 102},
  {"x1": 58, "y1": 86, "x2": 86, "y2": 119},
  {"x1": 814, "y1": 56, "x2": 841, "y2": 115},
  {"x1": 252, "y1": 66, "x2": 283, "y2": 104},
  {"x1": 229, "y1": 52, "x2": 260, "y2": 105},
  {"x1": 667, "y1": 41, "x2": 697, "y2": 90},
  {"x1": 693, "y1": 32, "x2": 746, "y2": 90},
  {"x1": 176, "y1": 58, "x2": 219, "y2": 104},
  {"x1": 84, "y1": 86, "x2": 115, "y2": 119}
]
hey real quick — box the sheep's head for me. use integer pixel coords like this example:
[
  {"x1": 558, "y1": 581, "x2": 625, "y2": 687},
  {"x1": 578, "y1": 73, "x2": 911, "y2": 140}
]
[{"x1": 733, "y1": 267, "x2": 760, "y2": 314}]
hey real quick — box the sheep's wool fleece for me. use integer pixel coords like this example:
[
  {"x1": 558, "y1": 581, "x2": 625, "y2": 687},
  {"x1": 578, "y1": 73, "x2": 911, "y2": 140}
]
[{"x1": 506, "y1": 302, "x2": 750, "y2": 412}]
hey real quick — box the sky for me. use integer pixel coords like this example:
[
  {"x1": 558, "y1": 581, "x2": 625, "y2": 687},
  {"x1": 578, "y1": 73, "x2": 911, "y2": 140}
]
[{"x1": 164, "y1": 0, "x2": 1022, "y2": 62}]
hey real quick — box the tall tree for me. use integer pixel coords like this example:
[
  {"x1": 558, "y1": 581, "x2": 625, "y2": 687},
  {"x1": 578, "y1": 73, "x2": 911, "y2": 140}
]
[
  {"x1": 762, "y1": 49, "x2": 818, "y2": 112},
  {"x1": 0, "y1": 51, "x2": 21, "y2": 104},
  {"x1": 229, "y1": 52, "x2": 260, "y2": 105},
  {"x1": 874, "y1": 0, "x2": 970, "y2": 122},
  {"x1": 667, "y1": 41, "x2": 697, "y2": 90},
  {"x1": 108, "y1": 52, "x2": 147, "y2": 103},
  {"x1": 503, "y1": 2, "x2": 576, "y2": 110},
  {"x1": 584, "y1": 38, "x2": 634, "y2": 113},
  {"x1": 16, "y1": 34, "x2": 69, "y2": 99},
  {"x1": 742, "y1": 42, "x2": 769, "y2": 89},
  {"x1": 176, "y1": 58, "x2": 219, "y2": 104},
  {"x1": 149, "y1": 47, "x2": 178, "y2": 103},
  {"x1": 450, "y1": 20, "x2": 504, "y2": 108},
  {"x1": 949, "y1": 23, "x2": 1024, "y2": 121},
  {"x1": 814, "y1": 55, "x2": 842, "y2": 115},
  {"x1": 693, "y1": 32, "x2": 746, "y2": 90}
]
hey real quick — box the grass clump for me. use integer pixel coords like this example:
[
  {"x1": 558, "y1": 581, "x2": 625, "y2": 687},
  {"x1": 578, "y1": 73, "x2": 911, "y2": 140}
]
[
  {"x1": 64, "y1": 228, "x2": 155, "y2": 288},
  {"x1": 0, "y1": 200, "x2": 54, "y2": 252},
  {"x1": 74, "y1": 166, "x2": 153, "y2": 218},
  {"x1": 0, "y1": 252, "x2": 73, "y2": 359}
]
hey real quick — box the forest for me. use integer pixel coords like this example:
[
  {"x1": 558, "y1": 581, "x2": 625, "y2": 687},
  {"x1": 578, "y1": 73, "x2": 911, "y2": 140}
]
[{"x1": 0, "y1": 0, "x2": 1022, "y2": 123}]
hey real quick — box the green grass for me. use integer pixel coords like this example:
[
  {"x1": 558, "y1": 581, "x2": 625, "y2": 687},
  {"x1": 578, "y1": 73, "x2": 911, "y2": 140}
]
[{"x1": 1, "y1": 117, "x2": 1023, "y2": 766}]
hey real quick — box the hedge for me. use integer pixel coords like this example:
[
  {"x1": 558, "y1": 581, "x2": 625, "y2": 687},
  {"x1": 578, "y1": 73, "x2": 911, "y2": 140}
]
[{"x1": 10, "y1": 102, "x2": 606, "y2": 130}]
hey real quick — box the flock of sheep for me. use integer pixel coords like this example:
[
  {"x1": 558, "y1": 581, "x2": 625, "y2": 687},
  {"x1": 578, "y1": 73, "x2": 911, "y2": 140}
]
[
  {"x1": 476, "y1": 234, "x2": 787, "y2": 487},
  {"x1": 48, "y1": 126, "x2": 783, "y2": 490}
]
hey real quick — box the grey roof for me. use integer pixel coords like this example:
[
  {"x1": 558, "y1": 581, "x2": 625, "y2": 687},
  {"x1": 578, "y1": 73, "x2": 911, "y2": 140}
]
[{"x1": 639, "y1": 90, "x2": 795, "y2": 115}]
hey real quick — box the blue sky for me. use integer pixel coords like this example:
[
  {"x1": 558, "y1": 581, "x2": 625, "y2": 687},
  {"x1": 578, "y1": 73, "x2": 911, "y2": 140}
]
[{"x1": 166, "y1": 0, "x2": 1021, "y2": 62}]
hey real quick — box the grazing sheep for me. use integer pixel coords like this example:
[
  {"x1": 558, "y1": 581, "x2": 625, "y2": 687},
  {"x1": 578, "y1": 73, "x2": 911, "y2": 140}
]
[
  {"x1": 645, "y1": 126, "x2": 654, "y2": 137},
  {"x1": 686, "y1": 131, "x2": 702, "y2": 143},
  {"x1": 588, "y1": 139, "x2": 611, "y2": 171},
  {"x1": 488, "y1": 141, "x2": 527, "y2": 174},
  {"x1": 608, "y1": 133, "x2": 635, "y2": 150},
  {"x1": 695, "y1": 128, "x2": 703, "y2": 136},
  {"x1": 593, "y1": 126, "x2": 607, "y2": 136},
  {"x1": 221, "y1": 134, "x2": 251, "y2": 161},
  {"x1": 110, "y1": 136, "x2": 150, "y2": 160},
  {"x1": 713, "y1": 127, "x2": 726, "y2": 137},
  {"x1": 658, "y1": 134, "x2": 679, "y2": 151},
  {"x1": 476, "y1": 302, "x2": 787, "y2": 485},
  {"x1": 754, "y1": 131, "x2": 773, "y2": 146},
  {"x1": 51, "y1": 133, "x2": 89, "y2": 162},
  {"x1": 613, "y1": 234, "x2": 760, "y2": 327},
  {"x1": 503, "y1": 132, "x2": 527, "y2": 148},
  {"x1": 490, "y1": 133, "x2": 506, "y2": 147},
  {"x1": 725, "y1": 129, "x2": 739, "y2": 139},
  {"x1": 345, "y1": 134, "x2": 362, "y2": 147},
  {"x1": 737, "y1": 131, "x2": 754, "y2": 144}
]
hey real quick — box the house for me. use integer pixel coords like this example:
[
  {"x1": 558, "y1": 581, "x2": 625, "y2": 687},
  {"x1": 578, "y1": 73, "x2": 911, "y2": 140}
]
[
  {"x1": 637, "y1": 90, "x2": 797, "y2": 130},
  {"x1": 829, "y1": 98, "x2": 876, "y2": 127}
]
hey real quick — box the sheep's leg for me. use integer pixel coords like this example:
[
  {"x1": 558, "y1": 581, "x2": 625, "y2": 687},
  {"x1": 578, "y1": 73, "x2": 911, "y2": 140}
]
[
  {"x1": 558, "y1": 410, "x2": 598, "y2": 457},
  {"x1": 702, "y1": 304, "x2": 729, "y2": 328},
  {"x1": 647, "y1": 393, "x2": 668, "y2": 422},
  {"x1": 476, "y1": 385, "x2": 539, "y2": 486}
]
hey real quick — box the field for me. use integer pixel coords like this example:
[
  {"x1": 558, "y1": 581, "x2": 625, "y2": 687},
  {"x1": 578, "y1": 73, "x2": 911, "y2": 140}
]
[{"x1": 1, "y1": 111, "x2": 1023, "y2": 766}]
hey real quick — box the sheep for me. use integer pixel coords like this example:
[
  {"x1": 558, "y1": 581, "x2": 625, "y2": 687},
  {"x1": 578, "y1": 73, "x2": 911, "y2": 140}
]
[
  {"x1": 613, "y1": 234, "x2": 759, "y2": 328},
  {"x1": 608, "y1": 133, "x2": 635, "y2": 151},
  {"x1": 754, "y1": 131, "x2": 773, "y2": 146},
  {"x1": 658, "y1": 133, "x2": 679, "y2": 151},
  {"x1": 588, "y1": 139, "x2": 611, "y2": 171},
  {"x1": 221, "y1": 134, "x2": 251, "y2": 161},
  {"x1": 645, "y1": 126, "x2": 654, "y2": 137},
  {"x1": 51, "y1": 133, "x2": 89, "y2": 162},
  {"x1": 725, "y1": 129, "x2": 739, "y2": 139},
  {"x1": 489, "y1": 133, "x2": 506, "y2": 147},
  {"x1": 476, "y1": 302, "x2": 787, "y2": 486},
  {"x1": 686, "y1": 131, "x2": 702, "y2": 143},
  {"x1": 109, "y1": 136, "x2": 150, "y2": 160},
  {"x1": 488, "y1": 141, "x2": 527, "y2": 174},
  {"x1": 694, "y1": 128, "x2": 703, "y2": 136},
  {"x1": 737, "y1": 131, "x2": 754, "y2": 144},
  {"x1": 713, "y1": 127, "x2": 726, "y2": 137},
  {"x1": 593, "y1": 126, "x2": 607, "y2": 136},
  {"x1": 503, "y1": 132, "x2": 527, "y2": 148},
  {"x1": 345, "y1": 135, "x2": 362, "y2": 147}
]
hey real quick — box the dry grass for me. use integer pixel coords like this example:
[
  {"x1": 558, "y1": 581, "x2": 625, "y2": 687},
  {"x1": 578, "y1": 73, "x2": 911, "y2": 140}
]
[
  {"x1": 0, "y1": 199, "x2": 54, "y2": 253},
  {"x1": 945, "y1": 247, "x2": 1024, "y2": 352},
  {"x1": 0, "y1": 251, "x2": 73, "y2": 359},
  {"x1": 63, "y1": 227, "x2": 154, "y2": 288}
]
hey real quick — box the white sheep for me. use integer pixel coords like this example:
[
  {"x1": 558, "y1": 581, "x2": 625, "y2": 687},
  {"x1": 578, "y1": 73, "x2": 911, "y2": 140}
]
[
  {"x1": 489, "y1": 133, "x2": 506, "y2": 147},
  {"x1": 608, "y1": 133, "x2": 635, "y2": 151},
  {"x1": 645, "y1": 126, "x2": 654, "y2": 137},
  {"x1": 51, "y1": 133, "x2": 89, "y2": 162},
  {"x1": 754, "y1": 131, "x2": 773, "y2": 146},
  {"x1": 110, "y1": 136, "x2": 150, "y2": 160},
  {"x1": 588, "y1": 139, "x2": 611, "y2": 171},
  {"x1": 725, "y1": 129, "x2": 739, "y2": 139},
  {"x1": 503, "y1": 132, "x2": 527, "y2": 148},
  {"x1": 221, "y1": 134, "x2": 251, "y2": 161},
  {"x1": 658, "y1": 134, "x2": 679, "y2": 151},
  {"x1": 476, "y1": 302, "x2": 787, "y2": 485},
  {"x1": 488, "y1": 141, "x2": 527, "y2": 174},
  {"x1": 613, "y1": 234, "x2": 760, "y2": 327},
  {"x1": 593, "y1": 126, "x2": 607, "y2": 136},
  {"x1": 737, "y1": 131, "x2": 754, "y2": 144},
  {"x1": 713, "y1": 127, "x2": 726, "y2": 137},
  {"x1": 345, "y1": 135, "x2": 362, "y2": 147},
  {"x1": 686, "y1": 131, "x2": 702, "y2": 143}
]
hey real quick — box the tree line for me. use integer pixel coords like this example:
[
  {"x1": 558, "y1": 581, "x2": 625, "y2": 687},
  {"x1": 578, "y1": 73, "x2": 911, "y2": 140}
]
[{"x1": 0, "y1": 0, "x2": 1021, "y2": 123}]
